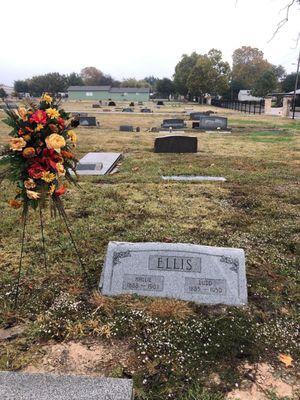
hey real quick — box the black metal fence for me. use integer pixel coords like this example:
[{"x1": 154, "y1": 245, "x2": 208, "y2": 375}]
[{"x1": 211, "y1": 99, "x2": 265, "y2": 115}]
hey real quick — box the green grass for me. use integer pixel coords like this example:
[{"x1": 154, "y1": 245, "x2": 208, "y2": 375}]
[{"x1": 0, "y1": 108, "x2": 299, "y2": 399}]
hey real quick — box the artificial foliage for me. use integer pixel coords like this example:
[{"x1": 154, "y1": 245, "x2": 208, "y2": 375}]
[{"x1": 0, "y1": 94, "x2": 79, "y2": 214}]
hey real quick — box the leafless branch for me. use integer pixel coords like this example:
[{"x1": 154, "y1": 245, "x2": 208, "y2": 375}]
[{"x1": 268, "y1": 0, "x2": 296, "y2": 42}]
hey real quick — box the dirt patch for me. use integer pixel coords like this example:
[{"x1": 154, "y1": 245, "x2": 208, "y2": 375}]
[
  {"x1": 226, "y1": 363, "x2": 299, "y2": 399},
  {"x1": 24, "y1": 340, "x2": 136, "y2": 376}
]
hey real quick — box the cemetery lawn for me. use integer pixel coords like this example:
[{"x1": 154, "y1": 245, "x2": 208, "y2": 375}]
[{"x1": 0, "y1": 104, "x2": 299, "y2": 399}]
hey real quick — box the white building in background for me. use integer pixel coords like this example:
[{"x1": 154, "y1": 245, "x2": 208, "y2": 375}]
[
  {"x1": 238, "y1": 90, "x2": 263, "y2": 102},
  {"x1": 0, "y1": 84, "x2": 14, "y2": 96}
]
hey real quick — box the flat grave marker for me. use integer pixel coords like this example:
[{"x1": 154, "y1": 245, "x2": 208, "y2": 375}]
[
  {"x1": 154, "y1": 135, "x2": 197, "y2": 153},
  {"x1": 120, "y1": 125, "x2": 134, "y2": 132},
  {"x1": 100, "y1": 242, "x2": 247, "y2": 306},
  {"x1": 0, "y1": 371, "x2": 133, "y2": 400},
  {"x1": 71, "y1": 112, "x2": 88, "y2": 117},
  {"x1": 79, "y1": 116, "x2": 97, "y2": 127},
  {"x1": 162, "y1": 176, "x2": 227, "y2": 182},
  {"x1": 75, "y1": 152, "x2": 122, "y2": 175}
]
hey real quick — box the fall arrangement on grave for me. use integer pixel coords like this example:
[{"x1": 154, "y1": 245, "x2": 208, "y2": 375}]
[
  {"x1": 0, "y1": 93, "x2": 79, "y2": 214},
  {"x1": 0, "y1": 94, "x2": 86, "y2": 306}
]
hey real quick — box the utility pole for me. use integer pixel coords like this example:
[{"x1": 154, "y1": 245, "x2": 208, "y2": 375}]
[{"x1": 292, "y1": 49, "x2": 300, "y2": 119}]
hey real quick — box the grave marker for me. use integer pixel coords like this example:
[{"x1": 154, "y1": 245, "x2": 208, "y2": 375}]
[
  {"x1": 154, "y1": 135, "x2": 197, "y2": 153},
  {"x1": 79, "y1": 116, "x2": 97, "y2": 126},
  {"x1": 75, "y1": 152, "x2": 122, "y2": 175},
  {"x1": 162, "y1": 176, "x2": 226, "y2": 182},
  {"x1": 0, "y1": 371, "x2": 133, "y2": 400},
  {"x1": 161, "y1": 119, "x2": 186, "y2": 129},
  {"x1": 120, "y1": 125, "x2": 134, "y2": 132},
  {"x1": 100, "y1": 242, "x2": 247, "y2": 306},
  {"x1": 193, "y1": 116, "x2": 228, "y2": 131},
  {"x1": 71, "y1": 112, "x2": 88, "y2": 117}
]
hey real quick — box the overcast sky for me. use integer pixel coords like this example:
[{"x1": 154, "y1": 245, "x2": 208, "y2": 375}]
[{"x1": 1, "y1": 0, "x2": 299, "y2": 86}]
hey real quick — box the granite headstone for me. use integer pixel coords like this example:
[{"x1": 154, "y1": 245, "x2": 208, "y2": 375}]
[
  {"x1": 100, "y1": 242, "x2": 247, "y2": 306},
  {"x1": 154, "y1": 135, "x2": 197, "y2": 153},
  {"x1": 194, "y1": 116, "x2": 228, "y2": 131},
  {"x1": 0, "y1": 372, "x2": 133, "y2": 400},
  {"x1": 161, "y1": 119, "x2": 186, "y2": 129},
  {"x1": 75, "y1": 152, "x2": 122, "y2": 175},
  {"x1": 79, "y1": 116, "x2": 97, "y2": 126},
  {"x1": 162, "y1": 176, "x2": 226, "y2": 182},
  {"x1": 120, "y1": 125, "x2": 134, "y2": 132}
]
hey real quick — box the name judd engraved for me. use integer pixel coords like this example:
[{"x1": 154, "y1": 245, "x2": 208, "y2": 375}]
[
  {"x1": 185, "y1": 278, "x2": 226, "y2": 296},
  {"x1": 149, "y1": 255, "x2": 201, "y2": 272},
  {"x1": 122, "y1": 274, "x2": 164, "y2": 292}
]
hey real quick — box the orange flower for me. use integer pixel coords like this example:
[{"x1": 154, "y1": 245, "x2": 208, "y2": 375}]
[
  {"x1": 22, "y1": 147, "x2": 36, "y2": 158},
  {"x1": 23, "y1": 135, "x2": 31, "y2": 141},
  {"x1": 8, "y1": 199, "x2": 22, "y2": 209},
  {"x1": 55, "y1": 185, "x2": 66, "y2": 197},
  {"x1": 18, "y1": 107, "x2": 28, "y2": 121},
  {"x1": 10, "y1": 138, "x2": 26, "y2": 151},
  {"x1": 25, "y1": 126, "x2": 33, "y2": 133}
]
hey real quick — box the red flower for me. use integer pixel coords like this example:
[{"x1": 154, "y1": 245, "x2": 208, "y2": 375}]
[
  {"x1": 18, "y1": 129, "x2": 24, "y2": 136},
  {"x1": 57, "y1": 117, "x2": 65, "y2": 128},
  {"x1": 55, "y1": 185, "x2": 66, "y2": 197},
  {"x1": 30, "y1": 110, "x2": 47, "y2": 125},
  {"x1": 28, "y1": 162, "x2": 47, "y2": 179}
]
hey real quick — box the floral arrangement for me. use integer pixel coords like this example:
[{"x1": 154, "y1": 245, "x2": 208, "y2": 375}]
[{"x1": 0, "y1": 94, "x2": 79, "y2": 213}]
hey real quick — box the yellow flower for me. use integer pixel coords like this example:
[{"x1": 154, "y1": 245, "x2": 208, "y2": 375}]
[
  {"x1": 23, "y1": 135, "x2": 31, "y2": 141},
  {"x1": 18, "y1": 107, "x2": 28, "y2": 121},
  {"x1": 42, "y1": 93, "x2": 53, "y2": 104},
  {"x1": 36, "y1": 124, "x2": 44, "y2": 132},
  {"x1": 24, "y1": 179, "x2": 36, "y2": 189},
  {"x1": 49, "y1": 184, "x2": 56, "y2": 195},
  {"x1": 45, "y1": 133, "x2": 66, "y2": 152},
  {"x1": 46, "y1": 108, "x2": 60, "y2": 119},
  {"x1": 41, "y1": 171, "x2": 56, "y2": 183},
  {"x1": 56, "y1": 163, "x2": 65, "y2": 177},
  {"x1": 26, "y1": 190, "x2": 40, "y2": 200},
  {"x1": 10, "y1": 137, "x2": 26, "y2": 151},
  {"x1": 67, "y1": 130, "x2": 77, "y2": 143}
]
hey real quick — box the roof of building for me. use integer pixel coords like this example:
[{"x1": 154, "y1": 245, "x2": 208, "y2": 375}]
[
  {"x1": 68, "y1": 86, "x2": 111, "y2": 91},
  {"x1": 67, "y1": 86, "x2": 150, "y2": 93},
  {"x1": 288, "y1": 88, "x2": 300, "y2": 95},
  {"x1": 110, "y1": 87, "x2": 150, "y2": 93}
]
